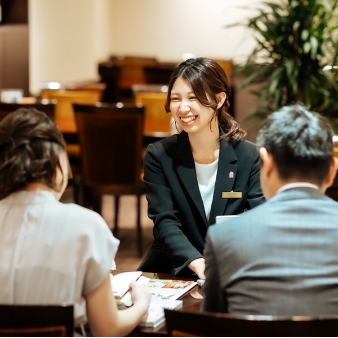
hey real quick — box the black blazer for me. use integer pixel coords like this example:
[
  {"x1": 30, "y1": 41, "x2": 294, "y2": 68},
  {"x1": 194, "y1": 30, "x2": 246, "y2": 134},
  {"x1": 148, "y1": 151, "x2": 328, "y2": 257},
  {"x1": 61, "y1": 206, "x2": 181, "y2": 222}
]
[{"x1": 138, "y1": 131, "x2": 265, "y2": 277}]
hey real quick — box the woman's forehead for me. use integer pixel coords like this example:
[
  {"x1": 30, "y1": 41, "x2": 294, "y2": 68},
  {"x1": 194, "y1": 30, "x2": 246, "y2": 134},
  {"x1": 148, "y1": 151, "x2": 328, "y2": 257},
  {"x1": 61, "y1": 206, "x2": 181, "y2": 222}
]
[{"x1": 171, "y1": 76, "x2": 193, "y2": 94}]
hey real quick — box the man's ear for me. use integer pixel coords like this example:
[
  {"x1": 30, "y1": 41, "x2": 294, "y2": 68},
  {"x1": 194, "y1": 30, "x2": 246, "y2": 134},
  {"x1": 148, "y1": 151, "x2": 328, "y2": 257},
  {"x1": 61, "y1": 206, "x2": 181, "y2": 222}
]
[
  {"x1": 323, "y1": 157, "x2": 338, "y2": 191},
  {"x1": 259, "y1": 147, "x2": 274, "y2": 177},
  {"x1": 216, "y1": 92, "x2": 226, "y2": 109}
]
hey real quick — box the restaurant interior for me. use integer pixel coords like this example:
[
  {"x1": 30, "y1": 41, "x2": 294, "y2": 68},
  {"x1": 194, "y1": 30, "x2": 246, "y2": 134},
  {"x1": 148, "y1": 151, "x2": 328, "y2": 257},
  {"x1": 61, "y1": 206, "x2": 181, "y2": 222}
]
[
  {"x1": 1, "y1": 0, "x2": 338, "y2": 336},
  {"x1": 0, "y1": 0, "x2": 262, "y2": 266}
]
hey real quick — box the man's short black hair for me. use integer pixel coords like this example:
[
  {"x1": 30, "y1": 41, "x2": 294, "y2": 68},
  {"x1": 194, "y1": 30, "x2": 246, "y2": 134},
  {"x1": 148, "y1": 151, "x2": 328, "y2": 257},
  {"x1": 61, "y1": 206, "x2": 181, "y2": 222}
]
[{"x1": 256, "y1": 104, "x2": 334, "y2": 185}]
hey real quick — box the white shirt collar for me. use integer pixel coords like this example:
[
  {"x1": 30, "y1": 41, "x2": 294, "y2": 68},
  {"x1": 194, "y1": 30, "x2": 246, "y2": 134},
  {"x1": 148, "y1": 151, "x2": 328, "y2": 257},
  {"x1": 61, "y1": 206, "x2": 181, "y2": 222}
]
[{"x1": 277, "y1": 182, "x2": 319, "y2": 194}]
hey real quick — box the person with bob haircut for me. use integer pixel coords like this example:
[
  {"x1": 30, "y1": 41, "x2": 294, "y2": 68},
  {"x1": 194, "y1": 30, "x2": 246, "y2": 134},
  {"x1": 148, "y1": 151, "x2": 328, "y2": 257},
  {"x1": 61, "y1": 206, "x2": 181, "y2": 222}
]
[
  {"x1": 0, "y1": 108, "x2": 150, "y2": 337},
  {"x1": 138, "y1": 57, "x2": 265, "y2": 279},
  {"x1": 202, "y1": 104, "x2": 338, "y2": 315}
]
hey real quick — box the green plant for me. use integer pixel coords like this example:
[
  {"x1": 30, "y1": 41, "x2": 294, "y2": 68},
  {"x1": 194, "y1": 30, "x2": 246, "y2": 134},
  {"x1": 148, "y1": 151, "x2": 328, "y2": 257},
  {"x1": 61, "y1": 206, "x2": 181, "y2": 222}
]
[{"x1": 233, "y1": 0, "x2": 338, "y2": 120}]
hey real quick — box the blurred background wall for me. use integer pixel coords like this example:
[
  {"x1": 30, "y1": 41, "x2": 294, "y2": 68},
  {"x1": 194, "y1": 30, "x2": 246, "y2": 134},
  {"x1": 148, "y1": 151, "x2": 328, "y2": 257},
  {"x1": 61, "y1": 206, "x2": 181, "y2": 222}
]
[
  {"x1": 29, "y1": 0, "x2": 259, "y2": 90},
  {"x1": 0, "y1": 0, "x2": 262, "y2": 140}
]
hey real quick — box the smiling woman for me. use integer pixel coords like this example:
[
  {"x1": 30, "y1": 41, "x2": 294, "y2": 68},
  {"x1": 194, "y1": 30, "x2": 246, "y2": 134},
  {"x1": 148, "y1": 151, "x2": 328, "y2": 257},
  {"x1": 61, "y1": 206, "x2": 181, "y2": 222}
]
[
  {"x1": 169, "y1": 76, "x2": 225, "y2": 164},
  {"x1": 138, "y1": 57, "x2": 265, "y2": 279}
]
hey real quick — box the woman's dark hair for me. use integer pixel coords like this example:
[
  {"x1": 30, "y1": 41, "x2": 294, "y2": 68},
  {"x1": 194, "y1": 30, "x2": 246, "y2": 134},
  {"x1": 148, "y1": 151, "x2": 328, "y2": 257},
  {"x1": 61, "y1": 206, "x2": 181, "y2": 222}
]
[
  {"x1": 0, "y1": 108, "x2": 66, "y2": 199},
  {"x1": 165, "y1": 57, "x2": 246, "y2": 143}
]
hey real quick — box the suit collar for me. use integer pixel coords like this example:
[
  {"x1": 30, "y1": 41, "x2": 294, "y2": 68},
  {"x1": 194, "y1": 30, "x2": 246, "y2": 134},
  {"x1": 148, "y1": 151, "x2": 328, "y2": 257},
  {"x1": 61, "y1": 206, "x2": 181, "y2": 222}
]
[
  {"x1": 209, "y1": 136, "x2": 238, "y2": 224},
  {"x1": 175, "y1": 132, "x2": 207, "y2": 223},
  {"x1": 277, "y1": 182, "x2": 319, "y2": 194},
  {"x1": 175, "y1": 130, "x2": 236, "y2": 162},
  {"x1": 271, "y1": 186, "x2": 326, "y2": 203},
  {"x1": 175, "y1": 131, "x2": 190, "y2": 160}
]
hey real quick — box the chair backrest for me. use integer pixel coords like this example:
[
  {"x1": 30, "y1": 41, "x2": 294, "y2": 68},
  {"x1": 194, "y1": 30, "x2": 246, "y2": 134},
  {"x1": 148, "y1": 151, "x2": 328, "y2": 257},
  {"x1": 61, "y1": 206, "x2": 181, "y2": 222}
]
[
  {"x1": 164, "y1": 309, "x2": 338, "y2": 337},
  {"x1": 0, "y1": 100, "x2": 55, "y2": 121},
  {"x1": 98, "y1": 62, "x2": 121, "y2": 103},
  {"x1": 0, "y1": 305, "x2": 74, "y2": 337},
  {"x1": 73, "y1": 103, "x2": 145, "y2": 189},
  {"x1": 213, "y1": 59, "x2": 233, "y2": 80},
  {"x1": 109, "y1": 55, "x2": 158, "y2": 89},
  {"x1": 143, "y1": 65, "x2": 175, "y2": 85},
  {"x1": 41, "y1": 90, "x2": 101, "y2": 119},
  {"x1": 134, "y1": 92, "x2": 172, "y2": 134}
]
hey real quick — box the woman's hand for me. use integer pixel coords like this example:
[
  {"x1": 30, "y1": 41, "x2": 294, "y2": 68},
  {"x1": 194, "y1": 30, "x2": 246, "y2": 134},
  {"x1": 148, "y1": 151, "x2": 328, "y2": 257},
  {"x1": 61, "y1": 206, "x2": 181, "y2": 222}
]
[
  {"x1": 129, "y1": 281, "x2": 151, "y2": 307},
  {"x1": 86, "y1": 275, "x2": 150, "y2": 337},
  {"x1": 188, "y1": 258, "x2": 206, "y2": 279}
]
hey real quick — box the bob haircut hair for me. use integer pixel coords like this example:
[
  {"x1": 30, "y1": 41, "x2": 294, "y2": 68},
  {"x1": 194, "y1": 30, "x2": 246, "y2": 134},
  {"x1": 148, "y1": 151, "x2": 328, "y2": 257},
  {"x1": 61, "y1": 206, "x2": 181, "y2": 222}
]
[
  {"x1": 0, "y1": 108, "x2": 67, "y2": 200},
  {"x1": 165, "y1": 57, "x2": 246, "y2": 143}
]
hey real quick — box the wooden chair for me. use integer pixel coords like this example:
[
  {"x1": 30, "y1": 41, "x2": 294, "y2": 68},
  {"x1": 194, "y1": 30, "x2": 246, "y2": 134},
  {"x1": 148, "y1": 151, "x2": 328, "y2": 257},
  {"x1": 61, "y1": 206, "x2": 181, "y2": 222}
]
[
  {"x1": 134, "y1": 92, "x2": 172, "y2": 134},
  {"x1": 98, "y1": 62, "x2": 121, "y2": 103},
  {"x1": 0, "y1": 305, "x2": 74, "y2": 337},
  {"x1": 109, "y1": 55, "x2": 158, "y2": 90},
  {"x1": 73, "y1": 103, "x2": 146, "y2": 257},
  {"x1": 213, "y1": 59, "x2": 233, "y2": 80},
  {"x1": 40, "y1": 89, "x2": 101, "y2": 161},
  {"x1": 143, "y1": 64, "x2": 175, "y2": 85},
  {"x1": 164, "y1": 309, "x2": 338, "y2": 337},
  {"x1": 41, "y1": 89, "x2": 101, "y2": 122},
  {"x1": 106, "y1": 55, "x2": 158, "y2": 101},
  {"x1": 41, "y1": 90, "x2": 102, "y2": 204}
]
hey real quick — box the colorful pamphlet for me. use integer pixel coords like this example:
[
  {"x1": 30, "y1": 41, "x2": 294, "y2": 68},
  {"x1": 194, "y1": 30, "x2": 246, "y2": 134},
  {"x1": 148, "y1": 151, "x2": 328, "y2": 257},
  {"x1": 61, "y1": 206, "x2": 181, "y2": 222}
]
[{"x1": 111, "y1": 272, "x2": 197, "y2": 328}]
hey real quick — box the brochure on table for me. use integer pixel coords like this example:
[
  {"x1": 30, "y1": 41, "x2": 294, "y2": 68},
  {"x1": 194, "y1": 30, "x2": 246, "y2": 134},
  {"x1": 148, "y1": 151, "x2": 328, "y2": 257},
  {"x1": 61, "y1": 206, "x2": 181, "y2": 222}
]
[{"x1": 110, "y1": 272, "x2": 197, "y2": 327}]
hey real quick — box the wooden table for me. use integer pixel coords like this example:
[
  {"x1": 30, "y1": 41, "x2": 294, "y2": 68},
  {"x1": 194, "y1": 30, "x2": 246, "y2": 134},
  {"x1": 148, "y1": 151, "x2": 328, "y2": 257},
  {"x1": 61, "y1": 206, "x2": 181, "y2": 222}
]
[
  {"x1": 139, "y1": 283, "x2": 201, "y2": 336},
  {"x1": 112, "y1": 272, "x2": 202, "y2": 337}
]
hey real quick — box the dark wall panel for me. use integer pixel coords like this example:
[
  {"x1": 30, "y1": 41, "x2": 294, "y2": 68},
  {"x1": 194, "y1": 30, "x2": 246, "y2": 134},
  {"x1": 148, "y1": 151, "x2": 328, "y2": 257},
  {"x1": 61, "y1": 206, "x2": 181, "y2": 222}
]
[{"x1": 0, "y1": 0, "x2": 28, "y2": 24}]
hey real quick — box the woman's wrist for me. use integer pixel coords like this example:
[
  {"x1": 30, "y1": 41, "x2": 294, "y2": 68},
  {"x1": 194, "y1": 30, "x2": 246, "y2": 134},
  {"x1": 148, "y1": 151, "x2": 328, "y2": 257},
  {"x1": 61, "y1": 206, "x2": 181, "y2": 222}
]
[{"x1": 188, "y1": 258, "x2": 206, "y2": 279}]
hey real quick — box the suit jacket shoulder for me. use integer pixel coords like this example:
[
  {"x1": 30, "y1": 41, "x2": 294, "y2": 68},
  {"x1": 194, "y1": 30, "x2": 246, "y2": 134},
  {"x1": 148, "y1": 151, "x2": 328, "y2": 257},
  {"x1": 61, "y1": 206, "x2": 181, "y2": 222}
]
[{"x1": 203, "y1": 187, "x2": 338, "y2": 315}]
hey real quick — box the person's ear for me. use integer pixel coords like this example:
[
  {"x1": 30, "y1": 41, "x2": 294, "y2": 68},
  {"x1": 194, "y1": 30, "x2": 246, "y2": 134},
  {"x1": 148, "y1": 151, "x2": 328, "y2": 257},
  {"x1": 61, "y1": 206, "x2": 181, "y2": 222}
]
[
  {"x1": 323, "y1": 157, "x2": 338, "y2": 191},
  {"x1": 53, "y1": 151, "x2": 70, "y2": 200},
  {"x1": 259, "y1": 147, "x2": 274, "y2": 177},
  {"x1": 216, "y1": 92, "x2": 226, "y2": 109}
]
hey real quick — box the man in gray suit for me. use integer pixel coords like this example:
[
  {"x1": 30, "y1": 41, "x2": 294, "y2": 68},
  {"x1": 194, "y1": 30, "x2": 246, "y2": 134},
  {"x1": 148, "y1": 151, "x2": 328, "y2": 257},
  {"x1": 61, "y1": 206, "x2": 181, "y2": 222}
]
[{"x1": 202, "y1": 104, "x2": 338, "y2": 316}]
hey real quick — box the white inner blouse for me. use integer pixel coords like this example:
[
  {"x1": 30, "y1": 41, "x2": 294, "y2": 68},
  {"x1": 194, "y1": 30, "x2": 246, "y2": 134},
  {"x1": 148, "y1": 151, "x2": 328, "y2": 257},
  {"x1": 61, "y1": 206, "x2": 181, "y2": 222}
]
[{"x1": 195, "y1": 158, "x2": 219, "y2": 220}]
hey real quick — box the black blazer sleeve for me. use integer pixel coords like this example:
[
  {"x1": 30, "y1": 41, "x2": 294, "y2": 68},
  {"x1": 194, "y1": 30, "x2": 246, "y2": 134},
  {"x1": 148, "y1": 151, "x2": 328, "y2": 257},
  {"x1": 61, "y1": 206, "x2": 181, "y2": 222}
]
[{"x1": 143, "y1": 140, "x2": 203, "y2": 275}]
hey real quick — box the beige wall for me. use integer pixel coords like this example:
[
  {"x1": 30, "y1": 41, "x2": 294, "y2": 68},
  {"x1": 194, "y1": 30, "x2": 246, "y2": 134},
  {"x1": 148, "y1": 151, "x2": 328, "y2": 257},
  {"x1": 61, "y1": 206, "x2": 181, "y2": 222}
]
[
  {"x1": 29, "y1": 0, "x2": 115, "y2": 95},
  {"x1": 109, "y1": 0, "x2": 259, "y2": 62},
  {"x1": 29, "y1": 0, "x2": 259, "y2": 95},
  {"x1": 28, "y1": 0, "x2": 262, "y2": 140}
]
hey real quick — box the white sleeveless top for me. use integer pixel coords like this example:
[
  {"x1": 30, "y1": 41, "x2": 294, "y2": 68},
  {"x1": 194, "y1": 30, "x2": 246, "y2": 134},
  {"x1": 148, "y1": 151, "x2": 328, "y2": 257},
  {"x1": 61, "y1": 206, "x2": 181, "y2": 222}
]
[{"x1": 195, "y1": 158, "x2": 219, "y2": 220}]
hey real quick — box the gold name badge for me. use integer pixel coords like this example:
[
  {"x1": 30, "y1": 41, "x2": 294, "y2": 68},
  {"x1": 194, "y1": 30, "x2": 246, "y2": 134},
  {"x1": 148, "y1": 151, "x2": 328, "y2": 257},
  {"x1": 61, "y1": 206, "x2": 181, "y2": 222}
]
[{"x1": 222, "y1": 191, "x2": 242, "y2": 199}]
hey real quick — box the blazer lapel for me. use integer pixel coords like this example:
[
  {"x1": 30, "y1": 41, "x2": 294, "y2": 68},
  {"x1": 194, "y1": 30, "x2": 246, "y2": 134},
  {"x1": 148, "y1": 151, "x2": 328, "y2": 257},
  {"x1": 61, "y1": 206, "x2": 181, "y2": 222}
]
[
  {"x1": 209, "y1": 138, "x2": 238, "y2": 224},
  {"x1": 175, "y1": 132, "x2": 208, "y2": 225}
]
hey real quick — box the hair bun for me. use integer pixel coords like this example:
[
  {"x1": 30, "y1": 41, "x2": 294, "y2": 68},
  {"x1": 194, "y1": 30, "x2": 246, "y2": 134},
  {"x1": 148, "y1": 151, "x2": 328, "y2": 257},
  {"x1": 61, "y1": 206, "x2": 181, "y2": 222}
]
[{"x1": 0, "y1": 108, "x2": 66, "y2": 200}]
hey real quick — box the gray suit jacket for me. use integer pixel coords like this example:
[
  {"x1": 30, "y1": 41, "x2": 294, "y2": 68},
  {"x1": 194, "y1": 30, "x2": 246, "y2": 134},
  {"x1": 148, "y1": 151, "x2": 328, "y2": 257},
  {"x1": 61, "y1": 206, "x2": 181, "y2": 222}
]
[{"x1": 202, "y1": 187, "x2": 338, "y2": 316}]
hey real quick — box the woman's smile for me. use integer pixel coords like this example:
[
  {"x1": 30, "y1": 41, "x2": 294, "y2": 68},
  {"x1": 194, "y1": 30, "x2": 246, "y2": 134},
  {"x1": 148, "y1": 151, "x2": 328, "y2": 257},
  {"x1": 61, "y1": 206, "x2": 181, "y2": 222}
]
[{"x1": 180, "y1": 115, "x2": 197, "y2": 124}]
